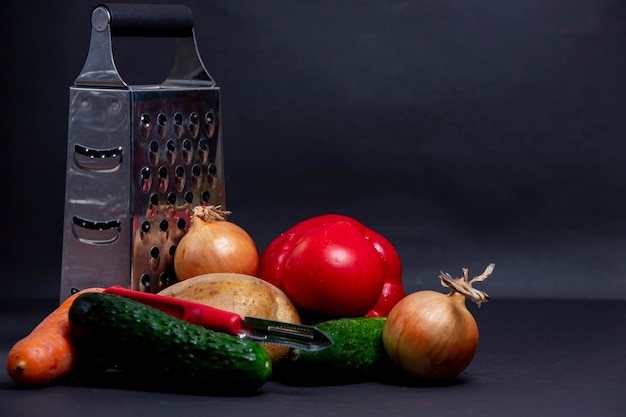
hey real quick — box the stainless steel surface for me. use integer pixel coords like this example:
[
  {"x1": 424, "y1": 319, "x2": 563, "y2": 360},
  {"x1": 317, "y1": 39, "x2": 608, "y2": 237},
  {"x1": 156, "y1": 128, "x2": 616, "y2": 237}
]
[
  {"x1": 61, "y1": 4, "x2": 225, "y2": 301},
  {"x1": 62, "y1": 88, "x2": 132, "y2": 298}
]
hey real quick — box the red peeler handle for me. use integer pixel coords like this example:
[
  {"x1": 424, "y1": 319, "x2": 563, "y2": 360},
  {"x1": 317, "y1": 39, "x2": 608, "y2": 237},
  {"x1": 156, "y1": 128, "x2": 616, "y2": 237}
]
[{"x1": 103, "y1": 286, "x2": 243, "y2": 336}]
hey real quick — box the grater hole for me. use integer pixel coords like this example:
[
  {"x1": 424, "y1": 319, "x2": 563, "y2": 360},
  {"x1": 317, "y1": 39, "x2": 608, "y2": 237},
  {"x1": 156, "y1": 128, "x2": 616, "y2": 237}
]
[
  {"x1": 140, "y1": 274, "x2": 151, "y2": 288},
  {"x1": 208, "y1": 164, "x2": 217, "y2": 188},
  {"x1": 150, "y1": 246, "x2": 160, "y2": 259},
  {"x1": 166, "y1": 139, "x2": 176, "y2": 164},
  {"x1": 184, "y1": 191, "x2": 194, "y2": 204},
  {"x1": 201, "y1": 191, "x2": 211, "y2": 203},
  {"x1": 175, "y1": 165, "x2": 185, "y2": 192},
  {"x1": 182, "y1": 138, "x2": 193, "y2": 164},
  {"x1": 205, "y1": 110, "x2": 216, "y2": 138},
  {"x1": 140, "y1": 167, "x2": 151, "y2": 192},
  {"x1": 169, "y1": 245, "x2": 177, "y2": 256},
  {"x1": 173, "y1": 112, "x2": 184, "y2": 138},
  {"x1": 208, "y1": 163, "x2": 217, "y2": 176},
  {"x1": 191, "y1": 164, "x2": 202, "y2": 190},
  {"x1": 189, "y1": 113, "x2": 200, "y2": 138},
  {"x1": 167, "y1": 192, "x2": 177, "y2": 205},
  {"x1": 158, "y1": 166, "x2": 169, "y2": 191},
  {"x1": 160, "y1": 272, "x2": 173, "y2": 287},
  {"x1": 141, "y1": 220, "x2": 151, "y2": 233},
  {"x1": 150, "y1": 193, "x2": 159, "y2": 206},
  {"x1": 198, "y1": 138, "x2": 209, "y2": 164},
  {"x1": 205, "y1": 110, "x2": 215, "y2": 125},
  {"x1": 149, "y1": 140, "x2": 159, "y2": 165},
  {"x1": 140, "y1": 114, "x2": 151, "y2": 138},
  {"x1": 157, "y1": 114, "x2": 167, "y2": 137},
  {"x1": 159, "y1": 219, "x2": 169, "y2": 232},
  {"x1": 177, "y1": 218, "x2": 186, "y2": 231}
]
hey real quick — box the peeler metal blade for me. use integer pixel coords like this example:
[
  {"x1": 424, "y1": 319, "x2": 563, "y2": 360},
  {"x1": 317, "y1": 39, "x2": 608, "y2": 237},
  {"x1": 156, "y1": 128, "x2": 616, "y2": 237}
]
[{"x1": 242, "y1": 317, "x2": 333, "y2": 351}]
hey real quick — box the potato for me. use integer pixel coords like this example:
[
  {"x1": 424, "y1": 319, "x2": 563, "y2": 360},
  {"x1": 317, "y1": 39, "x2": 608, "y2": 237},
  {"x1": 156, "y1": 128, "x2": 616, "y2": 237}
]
[{"x1": 158, "y1": 273, "x2": 301, "y2": 365}]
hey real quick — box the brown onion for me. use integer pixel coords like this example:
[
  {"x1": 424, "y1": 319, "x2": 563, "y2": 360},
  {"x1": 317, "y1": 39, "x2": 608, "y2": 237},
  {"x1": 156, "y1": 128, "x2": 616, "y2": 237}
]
[
  {"x1": 173, "y1": 206, "x2": 259, "y2": 281},
  {"x1": 382, "y1": 264, "x2": 494, "y2": 381}
]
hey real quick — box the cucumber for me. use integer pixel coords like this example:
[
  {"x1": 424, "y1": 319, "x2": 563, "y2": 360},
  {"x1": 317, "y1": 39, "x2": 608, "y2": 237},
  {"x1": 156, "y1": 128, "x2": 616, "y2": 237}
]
[
  {"x1": 68, "y1": 292, "x2": 272, "y2": 394},
  {"x1": 284, "y1": 316, "x2": 390, "y2": 384}
]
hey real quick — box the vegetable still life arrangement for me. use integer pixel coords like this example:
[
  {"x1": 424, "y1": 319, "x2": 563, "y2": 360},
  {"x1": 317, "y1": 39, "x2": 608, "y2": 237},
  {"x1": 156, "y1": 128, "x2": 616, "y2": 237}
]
[{"x1": 6, "y1": 207, "x2": 495, "y2": 395}]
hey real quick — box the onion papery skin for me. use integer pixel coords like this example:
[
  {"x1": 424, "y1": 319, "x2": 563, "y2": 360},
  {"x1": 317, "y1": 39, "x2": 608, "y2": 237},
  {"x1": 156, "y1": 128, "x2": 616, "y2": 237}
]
[
  {"x1": 174, "y1": 214, "x2": 259, "y2": 281},
  {"x1": 382, "y1": 291, "x2": 479, "y2": 381}
]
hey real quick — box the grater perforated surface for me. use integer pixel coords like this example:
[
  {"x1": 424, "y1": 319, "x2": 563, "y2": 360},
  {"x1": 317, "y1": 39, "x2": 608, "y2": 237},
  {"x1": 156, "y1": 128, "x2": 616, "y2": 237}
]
[{"x1": 130, "y1": 89, "x2": 224, "y2": 292}]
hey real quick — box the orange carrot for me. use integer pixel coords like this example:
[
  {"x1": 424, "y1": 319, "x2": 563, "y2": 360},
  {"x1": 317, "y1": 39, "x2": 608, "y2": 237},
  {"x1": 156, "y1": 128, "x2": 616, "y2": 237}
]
[{"x1": 6, "y1": 287, "x2": 105, "y2": 386}]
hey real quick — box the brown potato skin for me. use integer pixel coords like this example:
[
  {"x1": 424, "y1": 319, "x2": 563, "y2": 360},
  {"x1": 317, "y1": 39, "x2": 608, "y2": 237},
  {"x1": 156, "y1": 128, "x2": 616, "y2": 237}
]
[{"x1": 158, "y1": 273, "x2": 301, "y2": 365}]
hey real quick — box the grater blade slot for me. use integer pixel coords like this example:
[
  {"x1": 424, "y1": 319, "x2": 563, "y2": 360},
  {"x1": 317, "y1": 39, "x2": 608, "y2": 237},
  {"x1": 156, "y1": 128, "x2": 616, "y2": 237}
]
[
  {"x1": 71, "y1": 216, "x2": 121, "y2": 245},
  {"x1": 73, "y1": 144, "x2": 123, "y2": 172}
]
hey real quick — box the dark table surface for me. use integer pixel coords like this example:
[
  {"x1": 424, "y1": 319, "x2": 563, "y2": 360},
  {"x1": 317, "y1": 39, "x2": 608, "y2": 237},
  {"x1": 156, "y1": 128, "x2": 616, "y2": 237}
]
[{"x1": 1, "y1": 297, "x2": 624, "y2": 417}]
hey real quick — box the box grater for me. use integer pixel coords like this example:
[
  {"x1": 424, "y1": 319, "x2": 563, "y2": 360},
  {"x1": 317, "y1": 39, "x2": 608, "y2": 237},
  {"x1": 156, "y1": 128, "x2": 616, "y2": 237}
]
[{"x1": 61, "y1": 3, "x2": 225, "y2": 300}]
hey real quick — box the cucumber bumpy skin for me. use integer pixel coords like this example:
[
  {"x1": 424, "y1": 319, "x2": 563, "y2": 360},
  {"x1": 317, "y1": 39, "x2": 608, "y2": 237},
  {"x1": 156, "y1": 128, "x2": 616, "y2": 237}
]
[
  {"x1": 285, "y1": 317, "x2": 389, "y2": 384},
  {"x1": 68, "y1": 292, "x2": 272, "y2": 394}
]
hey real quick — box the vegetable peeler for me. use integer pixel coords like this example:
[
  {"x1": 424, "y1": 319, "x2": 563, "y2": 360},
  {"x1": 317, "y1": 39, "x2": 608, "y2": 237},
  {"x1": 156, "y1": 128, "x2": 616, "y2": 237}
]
[{"x1": 100, "y1": 286, "x2": 333, "y2": 351}]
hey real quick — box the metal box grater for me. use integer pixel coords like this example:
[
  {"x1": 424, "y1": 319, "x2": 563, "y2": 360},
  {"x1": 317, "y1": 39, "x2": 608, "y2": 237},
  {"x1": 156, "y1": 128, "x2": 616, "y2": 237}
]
[{"x1": 61, "y1": 4, "x2": 225, "y2": 300}]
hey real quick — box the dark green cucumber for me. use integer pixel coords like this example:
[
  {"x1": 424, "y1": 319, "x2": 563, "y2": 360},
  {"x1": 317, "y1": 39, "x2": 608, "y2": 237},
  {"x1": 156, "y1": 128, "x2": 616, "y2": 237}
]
[
  {"x1": 68, "y1": 292, "x2": 272, "y2": 393},
  {"x1": 284, "y1": 317, "x2": 389, "y2": 384}
]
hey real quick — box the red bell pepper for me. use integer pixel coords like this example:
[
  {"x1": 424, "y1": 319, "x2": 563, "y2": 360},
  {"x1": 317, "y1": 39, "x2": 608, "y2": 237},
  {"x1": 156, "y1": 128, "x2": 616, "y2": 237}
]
[{"x1": 258, "y1": 214, "x2": 405, "y2": 317}]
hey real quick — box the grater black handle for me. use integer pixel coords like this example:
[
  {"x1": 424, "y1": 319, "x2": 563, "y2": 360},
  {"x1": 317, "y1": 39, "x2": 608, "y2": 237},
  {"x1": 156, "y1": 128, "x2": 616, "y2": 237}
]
[
  {"x1": 95, "y1": 3, "x2": 194, "y2": 38},
  {"x1": 75, "y1": 3, "x2": 214, "y2": 86}
]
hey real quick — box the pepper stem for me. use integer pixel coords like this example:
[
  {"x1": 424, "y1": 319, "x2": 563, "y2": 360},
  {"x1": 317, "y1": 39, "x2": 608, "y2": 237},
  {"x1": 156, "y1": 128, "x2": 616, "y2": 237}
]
[
  {"x1": 192, "y1": 205, "x2": 232, "y2": 222},
  {"x1": 439, "y1": 263, "x2": 495, "y2": 307}
]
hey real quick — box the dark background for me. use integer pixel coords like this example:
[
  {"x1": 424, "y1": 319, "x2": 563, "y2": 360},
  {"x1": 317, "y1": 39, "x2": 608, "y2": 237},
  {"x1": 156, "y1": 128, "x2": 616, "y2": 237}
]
[{"x1": 2, "y1": 0, "x2": 626, "y2": 300}]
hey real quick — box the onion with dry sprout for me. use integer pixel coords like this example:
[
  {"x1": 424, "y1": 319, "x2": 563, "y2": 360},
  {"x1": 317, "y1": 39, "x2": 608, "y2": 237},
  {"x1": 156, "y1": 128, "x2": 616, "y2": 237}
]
[
  {"x1": 382, "y1": 264, "x2": 495, "y2": 381},
  {"x1": 173, "y1": 206, "x2": 259, "y2": 281}
]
